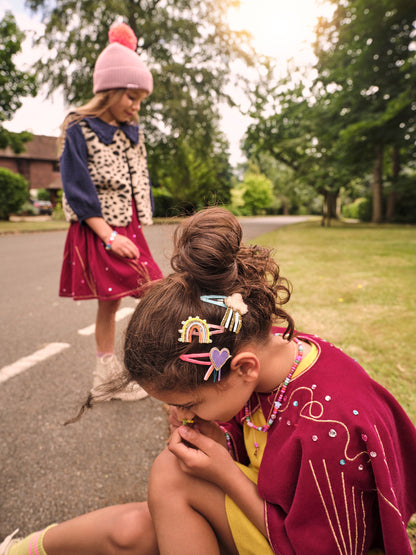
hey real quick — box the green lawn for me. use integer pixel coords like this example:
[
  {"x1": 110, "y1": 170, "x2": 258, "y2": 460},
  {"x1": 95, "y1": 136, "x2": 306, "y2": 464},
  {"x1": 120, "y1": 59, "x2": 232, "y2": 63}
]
[
  {"x1": 255, "y1": 220, "x2": 416, "y2": 423},
  {"x1": 0, "y1": 219, "x2": 69, "y2": 234}
]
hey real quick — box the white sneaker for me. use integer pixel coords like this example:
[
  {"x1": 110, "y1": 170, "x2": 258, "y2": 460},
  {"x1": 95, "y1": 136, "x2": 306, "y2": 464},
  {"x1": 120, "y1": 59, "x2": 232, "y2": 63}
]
[
  {"x1": 0, "y1": 529, "x2": 20, "y2": 555},
  {"x1": 92, "y1": 354, "x2": 148, "y2": 402}
]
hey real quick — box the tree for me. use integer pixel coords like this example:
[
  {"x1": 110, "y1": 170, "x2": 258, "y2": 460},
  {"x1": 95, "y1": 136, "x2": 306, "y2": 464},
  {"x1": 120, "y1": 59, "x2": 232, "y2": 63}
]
[
  {"x1": 0, "y1": 168, "x2": 29, "y2": 220},
  {"x1": 0, "y1": 11, "x2": 37, "y2": 153},
  {"x1": 150, "y1": 128, "x2": 233, "y2": 213},
  {"x1": 24, "y1": 0, "x2": 261, "y2": 206},
  {"x1": 313, "y1": 0, "x2": 416, "y2": 223},
  {"x1": 243, "y1": 75, "x2": 351, "y2": 225}
]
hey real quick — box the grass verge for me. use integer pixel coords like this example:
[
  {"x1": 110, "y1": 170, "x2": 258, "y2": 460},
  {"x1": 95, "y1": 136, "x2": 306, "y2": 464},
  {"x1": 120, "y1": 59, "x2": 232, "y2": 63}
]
[{"x1": 0, "y1": 219, "x2": 70, "y2": 234}]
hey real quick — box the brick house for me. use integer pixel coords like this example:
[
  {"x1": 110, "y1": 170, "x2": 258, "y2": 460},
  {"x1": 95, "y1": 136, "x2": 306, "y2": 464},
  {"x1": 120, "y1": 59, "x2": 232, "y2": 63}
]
[{"x1": 0, "y1": 134, "x2": 62, "y2": 205}]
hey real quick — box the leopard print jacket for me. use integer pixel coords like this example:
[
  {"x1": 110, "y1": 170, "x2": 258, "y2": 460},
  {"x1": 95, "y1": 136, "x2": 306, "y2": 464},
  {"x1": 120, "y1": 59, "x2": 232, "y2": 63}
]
[{"x1": 63, "y1": 120, "x2": 153, "y2": 226}]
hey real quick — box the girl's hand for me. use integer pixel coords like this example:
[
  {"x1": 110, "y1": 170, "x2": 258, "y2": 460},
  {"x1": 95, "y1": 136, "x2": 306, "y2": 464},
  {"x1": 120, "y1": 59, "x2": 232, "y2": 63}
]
[
  {"x1": 167, "y1": 405, "x2": 182, "y2": 432},
  {"x1": 168, "y1": 425, "x2": 234, "y2": 488},
  {"x1": 110, "y1": 233, "x2": 139, "y2": 259},
  {"x1": 84, "y1": 218, "x2": 140, "y2": 260},
  {"x1": 168, "y1": 407, "x2": 228, "y2": 449}
]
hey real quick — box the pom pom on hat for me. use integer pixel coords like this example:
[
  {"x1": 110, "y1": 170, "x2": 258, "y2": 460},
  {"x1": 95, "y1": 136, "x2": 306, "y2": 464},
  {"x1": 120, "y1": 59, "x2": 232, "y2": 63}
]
[
  {"x1": 93, "y1": 22, "x2": 153, "y2": 95},
  {"x1": 108, "y1": 22, "x2": 137, "y2": 51}
]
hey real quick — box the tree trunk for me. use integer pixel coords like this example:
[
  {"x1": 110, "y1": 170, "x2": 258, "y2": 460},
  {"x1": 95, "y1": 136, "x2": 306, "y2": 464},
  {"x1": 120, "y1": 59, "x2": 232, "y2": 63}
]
[
  {"x1": 321, "y1": 190, "x2": 338, "y2": 227},
  {"x1": 372, "y1": 144, "x2": 384, "y2": 223},
  {"x1": 386, "y1": 145, "x2": 400, "y2": 222}
]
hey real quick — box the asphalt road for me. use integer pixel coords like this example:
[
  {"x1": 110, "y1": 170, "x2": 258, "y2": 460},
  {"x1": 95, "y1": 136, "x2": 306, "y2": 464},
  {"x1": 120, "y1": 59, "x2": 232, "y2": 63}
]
[{"x1": 0, "y1": 215, "x2": 307, "y2": 538}]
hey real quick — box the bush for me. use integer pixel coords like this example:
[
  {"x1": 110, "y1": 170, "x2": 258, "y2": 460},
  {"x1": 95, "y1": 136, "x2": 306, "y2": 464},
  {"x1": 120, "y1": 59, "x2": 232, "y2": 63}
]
[
  {"x1": 152, "y1": 187, "x2": 184, "y2": 217},
  {"x1": 342, "y1": 197, "x2": 371, "y2": 222},
  {"x1": 0, "y1": 168, "x2": 29, "y2": 220},
  {"x1": 37, "y1": 188, "x2": 51, "y2": 201}
]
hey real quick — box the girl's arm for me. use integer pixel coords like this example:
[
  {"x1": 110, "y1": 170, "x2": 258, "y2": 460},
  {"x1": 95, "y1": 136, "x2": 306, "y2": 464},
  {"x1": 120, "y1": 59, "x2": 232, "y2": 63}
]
[
  {"x1": 169, "y1": 425, "x2": 266, "y2": 535},
  {"x1": 60, "y1": 123, "x2": 103, "y2": 222}
]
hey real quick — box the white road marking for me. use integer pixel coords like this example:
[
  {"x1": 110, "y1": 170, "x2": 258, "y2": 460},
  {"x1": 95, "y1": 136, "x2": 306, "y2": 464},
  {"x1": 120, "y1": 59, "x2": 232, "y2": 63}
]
[
  {"x1": 0, "y1": 342, "x2": 70, "y2": 384},
  {"x1": 77, "y1": 307, "x2": 135, "y2": 336},
  {"x1": 1, "y1": 307, "x2": 136, "y2": 385}
]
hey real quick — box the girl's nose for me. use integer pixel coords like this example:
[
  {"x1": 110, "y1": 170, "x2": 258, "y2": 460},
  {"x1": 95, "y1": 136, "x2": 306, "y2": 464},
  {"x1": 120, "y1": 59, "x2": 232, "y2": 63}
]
[{"x1": 177, "y1": 408, "x2": 195, "y2": 422}]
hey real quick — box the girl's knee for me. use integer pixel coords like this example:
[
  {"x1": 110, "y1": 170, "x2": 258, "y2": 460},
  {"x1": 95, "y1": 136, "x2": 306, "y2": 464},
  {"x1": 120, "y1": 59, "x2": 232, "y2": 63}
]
[
  {"x1": 109, "y1": 503, "x2": 155, "y2": 552},
  {"x1": 149, "y1": 448, "x2": 185, "y2": 499}
]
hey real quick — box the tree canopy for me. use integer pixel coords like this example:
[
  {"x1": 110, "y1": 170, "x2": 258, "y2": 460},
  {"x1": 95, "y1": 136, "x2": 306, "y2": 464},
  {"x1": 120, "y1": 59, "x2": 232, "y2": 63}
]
[
  {"x1": 0, "y1": 11, "x2": 37, "y2": 153},
  {"x1": 313, "y1": 0, "x2": 416, "y2": 222}
]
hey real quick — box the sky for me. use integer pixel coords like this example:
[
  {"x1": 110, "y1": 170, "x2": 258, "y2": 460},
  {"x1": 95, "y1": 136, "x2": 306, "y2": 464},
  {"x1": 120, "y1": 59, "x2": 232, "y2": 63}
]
[{"x1": 1, "y1": 0, "x2": 333, "y2": 165}]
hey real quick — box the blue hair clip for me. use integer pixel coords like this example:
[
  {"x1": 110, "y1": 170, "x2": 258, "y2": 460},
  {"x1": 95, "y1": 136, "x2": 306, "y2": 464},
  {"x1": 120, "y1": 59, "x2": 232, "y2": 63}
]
[{"x1": 200, "y1": 295, "x2": 226, "y2": 308}]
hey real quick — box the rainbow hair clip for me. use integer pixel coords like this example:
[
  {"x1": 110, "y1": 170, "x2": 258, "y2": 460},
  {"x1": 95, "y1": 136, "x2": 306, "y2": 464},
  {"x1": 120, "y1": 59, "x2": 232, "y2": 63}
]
[
  {"x1": 180, "y1": 347, "x2": 231, "y2": 382},
  {"x1": 178, "y1": 316, "x2": 225, "y2": 344},
  {"x1": 201, "y1": 293, "x2": 248, "y2": 333}
]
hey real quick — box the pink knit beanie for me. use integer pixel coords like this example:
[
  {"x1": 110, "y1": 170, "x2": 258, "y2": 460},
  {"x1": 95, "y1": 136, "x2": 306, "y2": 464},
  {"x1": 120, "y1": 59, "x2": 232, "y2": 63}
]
[{"x1": 93, "y1": 23, "x2": 153, "y2": 95}]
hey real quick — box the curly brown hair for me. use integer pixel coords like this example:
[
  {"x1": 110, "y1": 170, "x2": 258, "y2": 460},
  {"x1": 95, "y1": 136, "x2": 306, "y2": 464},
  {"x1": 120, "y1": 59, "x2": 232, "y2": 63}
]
[{"x1": 123, "y1": 207, "x2": 294, "y2": 392}]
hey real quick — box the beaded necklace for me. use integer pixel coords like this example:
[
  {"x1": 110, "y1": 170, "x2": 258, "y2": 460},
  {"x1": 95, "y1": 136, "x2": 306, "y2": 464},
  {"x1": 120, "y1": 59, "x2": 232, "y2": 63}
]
[{"x1": 244, "y1": 337, "x2": 303, "y2": 433}]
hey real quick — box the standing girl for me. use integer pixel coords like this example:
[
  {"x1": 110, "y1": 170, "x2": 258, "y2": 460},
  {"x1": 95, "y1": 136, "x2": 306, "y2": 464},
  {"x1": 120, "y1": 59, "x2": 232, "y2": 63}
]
[
  {"x1": 2, "y1": 207, "x2": 416, "y2": 554},
  {"x1": 58, "y1": 22, "x2": 163, "y2": 400}
]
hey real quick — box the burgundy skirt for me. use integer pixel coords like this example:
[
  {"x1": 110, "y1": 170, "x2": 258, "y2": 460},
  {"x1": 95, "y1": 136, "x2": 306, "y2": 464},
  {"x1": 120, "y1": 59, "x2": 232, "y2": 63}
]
[{"x1": 59, "y1": 205, "x2": 163, "y2": 301}]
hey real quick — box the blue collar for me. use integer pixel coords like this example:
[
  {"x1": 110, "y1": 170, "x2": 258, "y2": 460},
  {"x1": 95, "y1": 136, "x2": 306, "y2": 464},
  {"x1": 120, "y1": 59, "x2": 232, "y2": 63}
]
[{"x1": 83, "y1": 117, "x2": 139, "y2": 145}]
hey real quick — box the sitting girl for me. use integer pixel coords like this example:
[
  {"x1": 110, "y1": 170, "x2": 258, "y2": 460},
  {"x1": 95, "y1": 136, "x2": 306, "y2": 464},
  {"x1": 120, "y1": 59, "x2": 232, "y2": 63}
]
[{"x1": 2, "y1": 207, "x2": 416, "y2": 554}]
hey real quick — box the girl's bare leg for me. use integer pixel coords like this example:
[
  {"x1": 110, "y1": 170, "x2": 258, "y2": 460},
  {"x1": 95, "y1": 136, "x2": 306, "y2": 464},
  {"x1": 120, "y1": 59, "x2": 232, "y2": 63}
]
[
  {"x1": 96, "y1": 299, "x2": 121, "y2": 353},
  {"x1": 43, "y1": 502, "x2": 158, "y2": 555},
  {"x1": 148, "y1": 449, "x2": 238, "y2": 555}
]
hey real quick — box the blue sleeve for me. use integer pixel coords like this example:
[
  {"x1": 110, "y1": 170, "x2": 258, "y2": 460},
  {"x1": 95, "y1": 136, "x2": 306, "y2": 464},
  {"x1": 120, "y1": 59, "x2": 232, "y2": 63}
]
[{"x1": 60, "y1": 122, "x2": 103, "y2": 223}]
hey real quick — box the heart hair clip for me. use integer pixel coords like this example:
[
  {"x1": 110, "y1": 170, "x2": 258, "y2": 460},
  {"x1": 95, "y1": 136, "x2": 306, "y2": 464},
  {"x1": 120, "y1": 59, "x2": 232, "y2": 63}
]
[{"x1": 180, "y1": 347, "x2": 231, "y2": 382}]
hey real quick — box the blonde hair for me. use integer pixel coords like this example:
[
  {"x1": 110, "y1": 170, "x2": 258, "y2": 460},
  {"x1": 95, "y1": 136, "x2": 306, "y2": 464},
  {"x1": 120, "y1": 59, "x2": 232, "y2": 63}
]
[{"x1": 58, "y1": 89, "x2": 141, "y2": 154}]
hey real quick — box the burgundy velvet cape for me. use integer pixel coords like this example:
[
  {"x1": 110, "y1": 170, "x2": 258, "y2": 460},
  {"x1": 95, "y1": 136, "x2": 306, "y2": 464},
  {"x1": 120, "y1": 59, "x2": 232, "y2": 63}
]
[{"x1": 222, "y1": 329, "x2": 416, "y2": 554}]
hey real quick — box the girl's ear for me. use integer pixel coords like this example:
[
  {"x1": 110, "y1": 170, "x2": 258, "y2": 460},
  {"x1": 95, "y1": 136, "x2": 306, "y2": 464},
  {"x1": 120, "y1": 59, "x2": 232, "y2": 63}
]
[{"x1": 230, "y1": 352, "x2": 259, "y2": 383}]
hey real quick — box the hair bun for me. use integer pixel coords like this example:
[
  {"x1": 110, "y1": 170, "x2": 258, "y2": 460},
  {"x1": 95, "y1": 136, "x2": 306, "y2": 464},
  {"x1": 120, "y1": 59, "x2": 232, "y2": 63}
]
[
  {"x1": 171, "y1": 207, "x2": 242, "y2": 289},
  {"x1": 108, "y1": 23, "x2": 137, "y2": 51}
]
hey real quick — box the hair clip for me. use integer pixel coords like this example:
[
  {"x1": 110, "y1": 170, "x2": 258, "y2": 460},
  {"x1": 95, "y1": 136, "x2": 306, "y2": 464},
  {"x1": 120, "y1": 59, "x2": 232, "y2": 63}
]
[
  {"x1": 180, "y1": 347, "x2": 231, "y2": 382},
  {"x1": 178, "y1": 316, "x2": 225, "y2": 344},
  {"x1": 201, "y1": 293, "x2": 248, "y2": 333}
]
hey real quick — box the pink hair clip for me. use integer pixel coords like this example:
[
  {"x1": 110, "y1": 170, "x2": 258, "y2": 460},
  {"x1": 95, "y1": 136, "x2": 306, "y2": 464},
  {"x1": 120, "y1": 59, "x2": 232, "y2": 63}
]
[{"x1": 180, "y1": 347, "x2": 231, "y2": 382}]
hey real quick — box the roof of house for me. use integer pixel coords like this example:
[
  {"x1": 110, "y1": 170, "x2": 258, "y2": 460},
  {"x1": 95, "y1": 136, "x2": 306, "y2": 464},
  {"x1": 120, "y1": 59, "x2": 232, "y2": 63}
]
[{"x1": 0, "y1": 134, "x2": 59, "y2": 161}]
